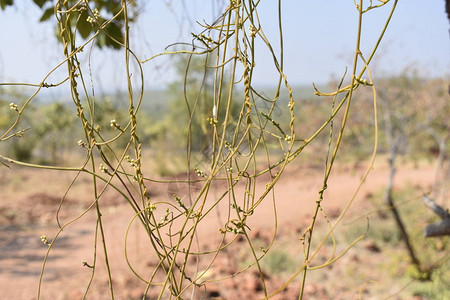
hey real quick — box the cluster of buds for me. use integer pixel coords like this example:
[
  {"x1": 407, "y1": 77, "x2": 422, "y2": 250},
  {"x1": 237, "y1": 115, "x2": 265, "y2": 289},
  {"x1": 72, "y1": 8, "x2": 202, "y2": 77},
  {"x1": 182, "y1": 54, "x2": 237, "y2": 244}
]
[
  {"x1": 173, "y1": 194, "x2": 187, "y2": 212},
  {"x1": 189, "y1": 210, "x2": 202, "y2": 219},
  {"x1": 194, "y1": 167, "x2": 207, "y2": 178},
  {"x1": 86, "y1": 16, "x2": 95, "y2": 24},
  {"x1": 283, "y1": 134, "x2": 292, "y2": 141},
  {"x1": 9, "y1": 102, "x2": 18, "y2": 112},
  {"x1": 99, "y1": 163, "x2": 108, "y2": 173},
  {"x1": 157, "y1": 208, "x2": 171, "y2": 227},
  {"x1": 12, "y1": 129, "x2": 27, "y2": 138},
  {"x1": 146, "y1": 203, "x2": 156, "y2": 212},
  {"x1": 224, "y1": 140, "x2": 233, "y2": 151},
  {"x1": 230, "y1": 0, "x2": 241, "y2": 8},
  {"x1": 40, "y1": 235, "x2": 50, "y2": 246},
  {"x1": 206, "y1": 117, "x2": 218, "y2": 125},
  {"x1": 124, "y1": 155, "x2": 138, "y2": 168},
  {"x1": 77, "y1": 139, "x2": 87, "y2": 148},
  {"x1": 86, "y1": 8, "x2": 100, "y2": 25},
  {"x1": 77, "y1": 1, "x2": 89, "y2": 12},
  {"x1": 110, "y1": 119, "x2": 119, "y2": 129},
  {"x1": 249, "y1": 24, "x2": 258, "y2": 38},
  {"x1": 358, "y1": 78, "x2": 372, "y2": 86},
  {"x1": 220, "y1": 219, "x2": 246, "y2": 235}
]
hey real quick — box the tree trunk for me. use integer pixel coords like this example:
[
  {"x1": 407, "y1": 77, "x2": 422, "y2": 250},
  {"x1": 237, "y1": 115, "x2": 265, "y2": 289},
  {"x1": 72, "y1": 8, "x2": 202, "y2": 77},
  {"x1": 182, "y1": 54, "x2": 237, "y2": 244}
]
[
  {"x1": 385, "y1": 150, "x2": 422, "y2": 269},
  {"x1": 432, "y1": 133, "x2": 449, "y2": 202}
]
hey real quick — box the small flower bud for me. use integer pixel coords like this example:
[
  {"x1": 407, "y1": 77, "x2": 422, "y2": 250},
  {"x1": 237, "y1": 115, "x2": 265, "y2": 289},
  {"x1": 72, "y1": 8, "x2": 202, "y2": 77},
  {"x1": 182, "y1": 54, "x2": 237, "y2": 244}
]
[
  {"x1": 40, "y1": 235, "x2": 49, "y2": 245},
  {"x1": 9, "y1": 103, "x2": 18, "y2": 112},
  {"x1": 249, "y1": 24, "x2": 258, "y2": 38}
]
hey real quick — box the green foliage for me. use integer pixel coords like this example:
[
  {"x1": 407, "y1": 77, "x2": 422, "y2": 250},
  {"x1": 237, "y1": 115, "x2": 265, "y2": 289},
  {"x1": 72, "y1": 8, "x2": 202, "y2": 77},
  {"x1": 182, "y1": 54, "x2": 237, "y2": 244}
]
[
  {"x1": 0, "y1": 0, "x2": 12, "y2": 10},
  {"x1": 0, "y1": 99, "x2": 15, "y2": 130},
  {"x1": 356, "y1": 185, "x2": 449, "y2": 280},
  {"x1": 0, "y1": 90, "x2": 39, "y2": 162},
  {"x1": 400, "y1": 260, "x2": 450, "y2": 300},
  {"x1": 1, "y1": 0, "x2": 138, "y2": 49},
  {"x1": 9, "y1": 136, "x2": 36, "y2": 162},
  {"x1": 1, "y1": 90, "x2": 82, "y2": 164},
  {"x1": 260, "y1": 249, "x2": 297, "y2": 275},
  {"x1": 34, "y1": 102, "x2": 77, "y2": 164},
  {"x1": 343, "y1": 217, "x2": 402, "y2": 246}
]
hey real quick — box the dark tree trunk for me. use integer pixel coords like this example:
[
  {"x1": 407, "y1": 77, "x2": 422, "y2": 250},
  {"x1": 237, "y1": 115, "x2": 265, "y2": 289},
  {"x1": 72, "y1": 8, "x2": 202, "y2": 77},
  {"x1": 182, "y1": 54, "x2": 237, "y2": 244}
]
[
  {"x1": 446, "y1": 0, "x2": 450, "y2": 24},
  {"x1": 385, "y1": 150, "x2": 422, "y2": 269}
]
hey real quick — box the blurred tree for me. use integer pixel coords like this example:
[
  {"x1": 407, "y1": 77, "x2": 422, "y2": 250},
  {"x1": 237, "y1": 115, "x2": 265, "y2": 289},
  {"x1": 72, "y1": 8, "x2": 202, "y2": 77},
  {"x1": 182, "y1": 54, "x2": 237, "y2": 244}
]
[
  {"x1": 34, "y1": 102, "x2": 77, "y2": 164},
  {"x1": 0, "y1": 89, "x2": 38, "y2": 162},
  {"x1": 166, "y1": 54, "x2": 241, "y2": 158},
  {"x1": 0, "y1": 0, "x2": 138, "y2": 49},
  {"x1": 376, "y1": 74, "x2": 449, "y2": 277},
  {"x1": 0, "y1": 99, "x2": 14, "y2": 130},
  {"x1": 378, "y1": 74, "x2": 423, "y2": 273},
  {"x1": 415, "y1": 79, "x2": 450, "y2": 202}
]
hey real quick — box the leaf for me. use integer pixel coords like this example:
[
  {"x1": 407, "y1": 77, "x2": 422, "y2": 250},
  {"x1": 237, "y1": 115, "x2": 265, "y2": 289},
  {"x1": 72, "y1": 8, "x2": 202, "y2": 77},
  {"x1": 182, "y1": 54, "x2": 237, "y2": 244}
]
[
  {"x1": 0, "y1": 0, "x2": 13, "y2": 10},
  {"x1": 77, "y1": 10, "x2": 93, "y2": 39},
  {"x1": 39, "y1": 7, "x2": 54, "y2": 22},
  {"x1": 96, "y1": 32, "x2": 106, "y2": 49},
  {"x1": 105, "y1": 1, "x2": 123, "y2": 15},
  {"x1": 97, "y1": 20, "x2": 123, "y2": 49},
  {"x1": 32, "y1": 0, "x2": 49, "y2": 8}
]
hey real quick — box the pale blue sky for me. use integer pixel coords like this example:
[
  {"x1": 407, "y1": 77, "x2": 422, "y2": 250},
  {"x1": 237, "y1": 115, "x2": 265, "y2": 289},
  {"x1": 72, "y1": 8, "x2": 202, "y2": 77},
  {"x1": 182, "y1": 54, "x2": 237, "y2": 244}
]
[{"x1": 0, "y1": 0, "x2": 448, "y2": 93}]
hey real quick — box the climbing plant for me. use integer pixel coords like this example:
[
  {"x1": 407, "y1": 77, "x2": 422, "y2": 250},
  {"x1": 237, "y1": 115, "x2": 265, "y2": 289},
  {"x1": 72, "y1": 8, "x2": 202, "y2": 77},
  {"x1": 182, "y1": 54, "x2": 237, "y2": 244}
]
[{"x1": 0, "y1": 1, "x2": 406, "y2": 299}]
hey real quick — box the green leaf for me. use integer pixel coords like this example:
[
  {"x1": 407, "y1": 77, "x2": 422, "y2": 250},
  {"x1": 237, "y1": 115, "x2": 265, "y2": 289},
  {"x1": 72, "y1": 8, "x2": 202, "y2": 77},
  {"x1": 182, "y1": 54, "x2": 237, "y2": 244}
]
[
  {"x1": 32, "y1": 0, "x2": 49, "y2": 8},
  {"x1": 97, "y1": 20, "x2": 123, "y2": 49},
  {"x1": 77, "y1": 10, "x2": 93, "y2": 39},
  {"x1": 96, "y1": 32, "x2": 106, "y2": 49},
  {"x1": 39, "y1": 7, "x2": 54, "y2": 22},
  {"x1": 0, "y1": 0, "x2": 13, "y2": 10},
  {"x1": 106, "y1": 1, "x2": 123, "y2": 15}
]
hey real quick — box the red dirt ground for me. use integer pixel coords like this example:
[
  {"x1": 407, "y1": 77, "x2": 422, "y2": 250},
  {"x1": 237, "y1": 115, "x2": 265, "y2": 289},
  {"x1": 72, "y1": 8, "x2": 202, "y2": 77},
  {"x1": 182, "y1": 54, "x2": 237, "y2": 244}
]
[{"x1": 0, "y1": 158, "x2": 443, "y2": 299}]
